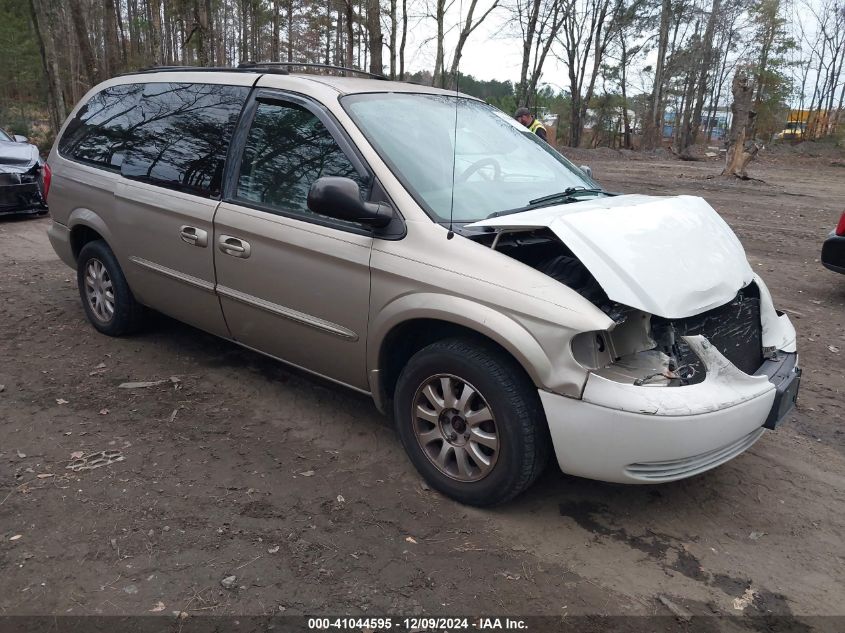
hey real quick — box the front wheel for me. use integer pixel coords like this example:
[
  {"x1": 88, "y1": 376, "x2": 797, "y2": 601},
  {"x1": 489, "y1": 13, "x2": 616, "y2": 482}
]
[{"x1": 393, "y1": 338, "x2": 549, "y2": 506}]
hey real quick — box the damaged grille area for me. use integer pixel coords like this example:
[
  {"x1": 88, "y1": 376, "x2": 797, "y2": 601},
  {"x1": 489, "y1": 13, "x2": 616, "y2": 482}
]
[
  {"x1": 653, "y1": 283, "x2": 764, "y2": 384},
  {"x1": 0, "y1": 169, "x2": 44, "y2": 211}
]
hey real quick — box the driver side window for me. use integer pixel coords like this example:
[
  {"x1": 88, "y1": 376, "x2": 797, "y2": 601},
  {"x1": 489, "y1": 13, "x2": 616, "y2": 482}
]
[{"x1": 235, "y1": 100, "x2": 365, "y2": 223}]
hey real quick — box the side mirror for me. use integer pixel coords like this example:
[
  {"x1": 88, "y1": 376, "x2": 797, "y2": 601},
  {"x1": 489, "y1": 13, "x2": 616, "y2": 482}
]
[
  {"x1": 14, "y1": 135, "x2": 29, "y2": 144},
  {"x1": 307, "y1": 176, "x2": 393, "y2": 228},
  {"x1": 580, "y1": 165, "x2": 593, "y2": 178}
]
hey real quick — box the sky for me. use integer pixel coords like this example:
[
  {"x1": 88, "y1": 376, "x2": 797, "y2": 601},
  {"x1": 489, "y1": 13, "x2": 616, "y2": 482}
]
[
  {"x1": 392, "y1": 0, "x2": 836, "y2": 107},
  {"x1": 397, "y1": 0, "x2": 648, "y2": 96}
]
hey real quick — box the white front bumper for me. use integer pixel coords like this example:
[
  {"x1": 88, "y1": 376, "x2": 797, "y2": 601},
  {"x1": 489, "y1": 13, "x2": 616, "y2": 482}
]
[{"x1": 540, "y1": 337, "x2": 779, "y2": 484}]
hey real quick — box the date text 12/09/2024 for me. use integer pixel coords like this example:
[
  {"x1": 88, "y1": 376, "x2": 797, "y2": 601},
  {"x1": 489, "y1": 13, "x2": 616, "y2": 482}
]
[{"x1": 307, "y1": 617, "x2": 529, "y2": 630}]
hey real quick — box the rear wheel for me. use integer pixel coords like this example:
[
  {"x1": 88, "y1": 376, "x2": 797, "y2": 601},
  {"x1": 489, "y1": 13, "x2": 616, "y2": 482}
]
[
  {"x1": 77, "y1": 240, "x2": 144, "y2": 336},
  {"x1": 394, "y1": 338, "x2": 549, "y2": 506}
]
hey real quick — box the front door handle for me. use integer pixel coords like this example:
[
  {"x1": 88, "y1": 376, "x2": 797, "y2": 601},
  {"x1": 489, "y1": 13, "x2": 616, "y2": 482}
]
[
  {"x1": 180, "y1": 225, "x2": 208, "y2": 247},
  {"x1": 218, "y1": 235, "x2": 251, "y2": 259}
]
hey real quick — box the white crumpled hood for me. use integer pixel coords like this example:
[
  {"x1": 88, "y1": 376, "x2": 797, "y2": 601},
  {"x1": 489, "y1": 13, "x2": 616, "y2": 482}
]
[{"x1": 468, "y1": 194, "x2": 754, "y2": 319}]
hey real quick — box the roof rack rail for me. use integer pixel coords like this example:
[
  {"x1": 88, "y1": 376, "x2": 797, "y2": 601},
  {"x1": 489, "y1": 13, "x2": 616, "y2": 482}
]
[
  {"x1": 128, "y1": 65, "x2": 289, "y2": 75},
  {"x1": 238, "y1": 61, "x2": 389, "y2": 81}
]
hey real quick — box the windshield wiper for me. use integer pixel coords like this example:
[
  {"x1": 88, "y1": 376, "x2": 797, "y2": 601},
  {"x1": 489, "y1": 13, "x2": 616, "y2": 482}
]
[
  {"x1": 527, "y1": 187, "x2": 605, "y2": 206},
  {"x1": 484, "y1": 187, "x2": 608, "y2": 219}
]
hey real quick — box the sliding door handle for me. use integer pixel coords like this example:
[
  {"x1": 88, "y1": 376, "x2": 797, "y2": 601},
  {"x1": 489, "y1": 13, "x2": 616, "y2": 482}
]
[
  {"x1": 180, "y1": 226, "x2": 208, "y2": 247},
  {"x1": 218, "y1": 235, "x2": 251, "y2": 258}
]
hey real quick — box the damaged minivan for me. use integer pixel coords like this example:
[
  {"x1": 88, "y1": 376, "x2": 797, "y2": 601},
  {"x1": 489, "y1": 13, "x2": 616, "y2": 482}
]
[{"x1": 45, "y1": 67, "x2": 800, "y2": 505}]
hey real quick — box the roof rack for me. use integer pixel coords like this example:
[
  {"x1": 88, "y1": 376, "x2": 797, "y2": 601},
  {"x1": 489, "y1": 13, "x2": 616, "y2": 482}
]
[
  {"x1": 129, "y1": 65, "x2": 290, "y2": 75},
  {"x1": 238, "y1": 61, "x2": 389, "y2": 81}
]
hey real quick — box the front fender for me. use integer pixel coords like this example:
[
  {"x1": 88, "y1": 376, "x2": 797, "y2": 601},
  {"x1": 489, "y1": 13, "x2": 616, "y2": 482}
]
[{"x1": 368, "y1": 292, "x2": 590, "y2": 398}]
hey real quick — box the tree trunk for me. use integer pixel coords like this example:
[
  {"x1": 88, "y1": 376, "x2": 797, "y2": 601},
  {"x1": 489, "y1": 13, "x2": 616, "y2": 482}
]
[
  {"x1": 367, "y1": 0, "x2": 383, "y2": 74},
  {"x1": 29, "y1": 0, "x2": 66, "y2": 133},
  {"x1": 643, "y1": 0, "x2": 671, "y2": 149},
  {"x1": 680, "y1": 0, "x2": 721, "y2": 153},
  {"x1": 433, "y1": 0, "x2": 446, "y2": 86},
  {"x1": 517, "y1": 0, "x2": 541, "y2": 106},
  {"x1": 448, "y1": 0, "x2": 499, "y2": 89},
  {"x1": 334, "y1": 3, "x2": 345, "y2": 66},
  {"x1": 389, "y1": 0, "x2": 397, "y2": 78},
  {"x1": 345, "y1": 0, "x2": 354, "y2": 67},
  {"x1": 620, "y1": 40, "x2": 631, "y2": 149},
  {"x1": 68, "y1": 0, "x2": 101, "y2": 84},
  {"x1": 325, "y1": 0, "x2": 332, "y2": 64},
  {"x1": 115, "y1": 0, "x2": 129, "y2": 66},
  {"x1": 104, "y1": 0, "x2": 121, "y2": 76},
  {"x1": 191, "y1": 0, "x2": 211, "y2": 66},
  {"x1": 271, "y1": 0, "x2": 281, "y2": 61},
  {"x1": 722, "y1": 69, "x2": 760, "y2": 179},
  {"x1": 289, "y1": 0, "x2": 296, "y2": 61},
  {"x1": 399, "y1": 0, "x2": 407, "y2": 78}
]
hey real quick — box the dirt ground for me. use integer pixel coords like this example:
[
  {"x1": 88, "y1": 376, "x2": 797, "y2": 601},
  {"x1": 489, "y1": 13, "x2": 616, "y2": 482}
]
[{"x1": 1, "y1": 151, "x2": 844, "y2": 628}]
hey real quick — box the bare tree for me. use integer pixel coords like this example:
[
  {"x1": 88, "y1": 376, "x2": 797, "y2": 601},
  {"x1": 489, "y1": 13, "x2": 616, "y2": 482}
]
[
  {"x1": 28, "y1": 0, "x2": 66, "y2": 132},
  {"x1": 104, "y1": 0, "x2": 122, "y2": 75},
  {"x1": 557, "y1": 0, "x2": 621, "y2": 147},
  {"x1": 447, "y1": 0, "x2": 501, "y2": 88},
  {"x1": 513, "y1": 0, "x2": 565, "y2": 106},
  {"x1": 67, "y1": 0, "x2": 101, "y2": 84},
  {"x1": 678, "y1": 0, "x2": 722, "y2": 154},
  {"x1": 367, "y1": 0, "x2": 384, "y2": 73},
  {"x1": 149, "y1": 0, "x2": 164, "y2": 65},
  {"x1": 388, "y1": 0, "x2": 398, "y2": 77},
  {"x1": 399, "y1": 0, "x2": 408, "y2": 77},
  {"x1": 642, "y1": 0, "x2": 672, "y2": 149},
  {"x1": 431, "y1": 0, "x2": 451, "y2": 86}
]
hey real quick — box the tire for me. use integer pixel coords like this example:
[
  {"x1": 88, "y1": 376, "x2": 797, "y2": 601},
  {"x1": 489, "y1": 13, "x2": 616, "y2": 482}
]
[
  {"x1": 394, "y1": 338, "x2": 549, "y2": 506},
  {"x1": 77, "y1": 240, "x2": 144, "y2": 336}
]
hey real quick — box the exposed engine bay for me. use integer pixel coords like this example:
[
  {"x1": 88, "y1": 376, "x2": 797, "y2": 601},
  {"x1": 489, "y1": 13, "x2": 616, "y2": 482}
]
[{"x1": 471, "y1": 227, "x2": 766, "y2": 387}]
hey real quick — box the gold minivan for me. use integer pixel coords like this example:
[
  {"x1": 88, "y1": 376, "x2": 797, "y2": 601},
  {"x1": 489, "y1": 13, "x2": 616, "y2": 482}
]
[{"x1": 46, "y1": 65, "x2": 800, "y2": 505}]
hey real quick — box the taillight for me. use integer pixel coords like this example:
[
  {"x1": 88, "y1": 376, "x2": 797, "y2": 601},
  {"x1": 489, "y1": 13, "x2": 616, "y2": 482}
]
[
  {"x1": 41, "y1": 162, "x2": 52, "y2": 203},
  {"x1": 836, "y1": 211, "x2": 845, "y2": 237}
]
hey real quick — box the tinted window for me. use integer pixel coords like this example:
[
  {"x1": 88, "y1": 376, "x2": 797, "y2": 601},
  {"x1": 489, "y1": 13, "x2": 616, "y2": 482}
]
[
  {"x1": 121, "y1": 83, "x2": 249, "y2": 197},
  {"x1": 58, "y1": 84, "x2": 144, "y2": 169},
  {"x1": 235, "y1": 101, "x2": 365, "y2": 220}
]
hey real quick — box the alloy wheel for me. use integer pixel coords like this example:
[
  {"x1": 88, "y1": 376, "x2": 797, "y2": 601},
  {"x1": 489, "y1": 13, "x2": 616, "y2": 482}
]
[
  {"x1": 83, "y1": 258, "x2": 115, "y2": 323},
  {"x1": 411, "y1": 374, "x2": 499, "y2": 482}
]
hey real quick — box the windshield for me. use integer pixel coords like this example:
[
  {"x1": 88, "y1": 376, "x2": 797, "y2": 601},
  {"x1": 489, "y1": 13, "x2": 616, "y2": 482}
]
[
  {"x1": 342, "y1": 93, "x2": 597, "y2": 223},
  {"x1": 0, "y1": 128, "x2": 11, "y2": 142}
]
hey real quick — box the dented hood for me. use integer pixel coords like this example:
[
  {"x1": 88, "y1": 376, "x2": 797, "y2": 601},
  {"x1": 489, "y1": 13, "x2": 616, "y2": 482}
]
[
  {"x1": 468, "y1": 194, "x2": 754, "y2": 319},
  {"x1": 0, "y1": 140, "x2": 39, "y2": 172}
]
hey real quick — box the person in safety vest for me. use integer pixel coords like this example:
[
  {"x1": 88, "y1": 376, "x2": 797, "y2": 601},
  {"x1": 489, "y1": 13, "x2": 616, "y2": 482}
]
[{"x1": 514, "y1": 107, "x2": 548, "y2": 142}]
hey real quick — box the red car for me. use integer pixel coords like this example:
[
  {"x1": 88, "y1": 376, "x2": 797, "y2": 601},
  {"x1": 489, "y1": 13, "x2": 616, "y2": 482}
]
[{"x1": 822, "y1": 211, "x2": 845, "y2": 274}]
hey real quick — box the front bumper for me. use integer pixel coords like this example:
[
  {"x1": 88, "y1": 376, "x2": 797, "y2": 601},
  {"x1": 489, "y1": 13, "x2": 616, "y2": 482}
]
[
  {"x1": 0, "y1": 174, "x2": 46, "y2": 216},
  {"x1": 540, "y1": 339, "x2": 800, "y2": 484}
]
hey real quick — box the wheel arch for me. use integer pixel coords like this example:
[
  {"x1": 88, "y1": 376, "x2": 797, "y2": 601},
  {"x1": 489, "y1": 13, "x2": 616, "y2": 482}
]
[
  {"x1": 367, "y1": 295, "x2": 555, "y2": 415},
  {"x1": 68, "y1": 209, "x2": 114, "y2": 260}
]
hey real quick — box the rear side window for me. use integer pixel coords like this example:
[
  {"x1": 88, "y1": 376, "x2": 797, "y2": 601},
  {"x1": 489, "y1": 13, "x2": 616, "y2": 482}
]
[
  {"x1": 235, "y1": 100, "x2": 364, "y2": 220},
  {"x1": 58, "y1": 84, "x2": 144, "y2": 170},
  {"x1": 121, "y1": 83, "x2": 249, "y2": 197}
]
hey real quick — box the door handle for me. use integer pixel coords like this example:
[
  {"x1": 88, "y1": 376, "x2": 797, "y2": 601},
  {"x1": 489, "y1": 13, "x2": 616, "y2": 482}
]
[
  {"x1": 180, "y1": 225, "x2": 208, "y2": 247},
  {"x1": 218, "y1": 235, "x2": 251, "y2": 258}
]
